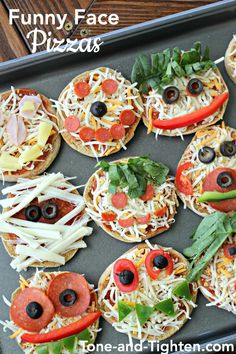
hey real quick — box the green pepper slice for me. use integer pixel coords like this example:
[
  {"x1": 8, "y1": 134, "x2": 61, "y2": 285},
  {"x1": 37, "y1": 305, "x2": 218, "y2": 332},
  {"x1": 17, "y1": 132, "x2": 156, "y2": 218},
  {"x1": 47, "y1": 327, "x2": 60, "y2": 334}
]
[
  {"x1": 154, "y1": 298, "x2": 176, "y2": 316},
  {"x1": 118, "y1": 301, "x2": 133, "y2": 321},
  {"x1": 172, "y1": 280, "x2": 192, "y2": 300},
  {"x1": 198, "y1": 190, "x2": 236, "y2": 203},
  {"x1": 135, "y1": 304, "x2": 153, "y2": 326}
]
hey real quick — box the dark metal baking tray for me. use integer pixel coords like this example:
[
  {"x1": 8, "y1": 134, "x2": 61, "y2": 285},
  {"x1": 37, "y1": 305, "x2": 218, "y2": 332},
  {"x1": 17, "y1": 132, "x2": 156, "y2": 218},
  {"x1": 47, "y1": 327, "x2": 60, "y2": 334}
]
[{"x1": 0, "y1": 1, "x2": 236, "y2": 353}]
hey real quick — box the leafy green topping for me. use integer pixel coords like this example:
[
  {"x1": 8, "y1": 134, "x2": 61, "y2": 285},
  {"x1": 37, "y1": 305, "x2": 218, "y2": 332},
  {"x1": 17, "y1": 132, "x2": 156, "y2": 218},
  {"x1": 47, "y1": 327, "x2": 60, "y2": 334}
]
[
  {"x1": 97, "y1": 157, "x2": 169, "y2": 198},
  {"x1": 172, "y1": 281, "x2": 192, "y2": 301},
  {"x1": 135, "y1": 304, "x2": 153, "y2": 326},
  {"x1": 118, "y1": 301, "x2": 133, "y2": 321},
  {"x1": 184, "y1": 212, "x2": 235, "y2": 282},
  {"x1": 35, "y1": 330, "x2": 91, "y2": 354},
  {"x1": 154, "y1": 298, "x2": 176, "y2": 316},
  {"x1": 131, "y1": 42, "x2": 216, "y2": 93}
]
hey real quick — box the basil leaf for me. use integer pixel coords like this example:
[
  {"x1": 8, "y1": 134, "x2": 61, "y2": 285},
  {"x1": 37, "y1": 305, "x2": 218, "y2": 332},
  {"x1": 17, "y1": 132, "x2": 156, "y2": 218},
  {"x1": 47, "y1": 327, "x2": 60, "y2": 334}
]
[{"x1": 97, "y1": 160, "x2": 110, "y2": 171}]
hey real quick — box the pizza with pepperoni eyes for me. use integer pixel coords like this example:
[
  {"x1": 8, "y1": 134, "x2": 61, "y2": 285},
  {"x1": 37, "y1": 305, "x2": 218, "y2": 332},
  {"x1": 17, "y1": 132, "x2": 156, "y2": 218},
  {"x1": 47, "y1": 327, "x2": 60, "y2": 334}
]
[
  {"x1": 98, "y1": 242, "x2": 198, "y2": 342},
  {"x1": 0, "y1": 271, "x2": 101, "y2": 354},
  {"x1": 225, "y1": 35, "x2": 236, "y2": 84},
  {"x1": 53, "y1": 67, "x2": 143, "y2": 159}
]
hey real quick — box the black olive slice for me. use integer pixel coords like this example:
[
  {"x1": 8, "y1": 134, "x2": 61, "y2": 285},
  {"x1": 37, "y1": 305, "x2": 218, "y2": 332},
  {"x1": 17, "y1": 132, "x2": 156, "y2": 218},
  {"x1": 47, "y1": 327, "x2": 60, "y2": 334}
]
[
  {"x1": 153, "y1": 255, "x2": 168, "y2": 269},
  {"x1": 90, "y1": 101, "x2": 107, "y2": 117},
  {"x1": 228, "y1": 246, "x2": 236, "y2": 256},
  {"x1": 25, "y1": 205, "x2": 41, "y2": 222},
  {"x1": 187, "y1": 78, "x2": 203, "y2": 96},
  {"x1": 26, "y1": 301, "x2": 43, "y2": 319},
  {"x1": 59, "y1": 289, "x2": 78, "y2": 307},
  {"x1": 41, "y1": 202, "x2": 58, "y2": 219},
  {"x1": 118, "y1": 270, "x2": 134, "y2": 285},
  {"x1": 220, "y1": 141, "x2": 236, "y2": 157},
  {"x1": 216, "y1": 172, "x2": 234, "y2": 188},
  {"x1": 162, "y1": 86, "x2": 180, "y2": 104},
  {"x1": 198, "y1": 146, "x2": 215, "y2": 164}
]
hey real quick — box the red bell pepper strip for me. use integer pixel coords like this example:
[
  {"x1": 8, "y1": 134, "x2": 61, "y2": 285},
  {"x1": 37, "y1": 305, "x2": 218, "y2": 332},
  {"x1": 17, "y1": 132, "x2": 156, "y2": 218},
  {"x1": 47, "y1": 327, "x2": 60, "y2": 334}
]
[
  {"x1": 175, "y1": 162, "x2": 193, "y2": 196},
  {"x1": 21, "y1": 312, "x2": 101, "y2": 344},
  {"x1": 153, "y1": 92, "x2": 229, "y2": 130},
  {"x1": 145, "y1": 250, "x2": 173, "y2": 280}
]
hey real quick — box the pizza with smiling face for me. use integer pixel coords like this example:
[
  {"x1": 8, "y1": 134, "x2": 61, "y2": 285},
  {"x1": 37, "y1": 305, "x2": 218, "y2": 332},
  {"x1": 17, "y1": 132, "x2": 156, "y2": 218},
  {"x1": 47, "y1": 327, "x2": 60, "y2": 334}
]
[
  {"x1": 84, "y1": 157, "x2": 178, "y2": 243},
  {"x1": 0, "y1": 172, "x2": 92, "y2": 272},
  {"x1": 225, "y1": 35, "x2": 236, "y2": 84},
  {"x1": 54, "y1": 67, "x2": 143, "y2": 159},
  {"x1": 175, "y1": 124, "x2": 236, "y2": 216},
  {"x1": 0, "y1": 88, "x2": 60, "y2": 182},
  {"x1": 132, "y1": 42, "x2": 229, "y2": 138},
  {"x1": 0, "y1": 271, "x2": 101, "y2": 354},
  {"x1": 98, "y1": 243, "x2": 198, "y2": 342}
]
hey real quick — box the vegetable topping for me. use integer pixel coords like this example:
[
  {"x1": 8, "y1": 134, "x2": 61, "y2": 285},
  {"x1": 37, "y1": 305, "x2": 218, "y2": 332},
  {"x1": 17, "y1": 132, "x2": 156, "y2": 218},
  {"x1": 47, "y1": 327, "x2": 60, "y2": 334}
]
[
  {"x1": 41, "y1": 202, "x2": 58, "y2": 219},
  {"x1": 175, "y1": 162, "x2": 193, "y2": 196},
  {"x1": 25, "y1": 205, "x2": 41, "y2": 222},
  {"x1": 223, "y1": 243, "x2": 236, "y2": 260},
  {"x1": 145, "y1": 249, "x2": 173, "y2": 279},
  {"x1": 162, "y1": 86, "x2": 180, "y2": 104},
  {"x1": 10, "y1": 288, "x2": 55, "y2": 332},
  {"x1": 187, "y1": 78, "x2": 203, "y2": 96},
  {"x1": 90, "y1": 101, "x2": 107, "y2": 118},
  {"x1": 198, "y1": 146, "x2": 215, "y2": 164},
  {"x1": 113, "y1": 259, "x2": 139, "y2": 293},
  {"x1": 220, "y1": 141, "x2": 236, "y2": 157}
]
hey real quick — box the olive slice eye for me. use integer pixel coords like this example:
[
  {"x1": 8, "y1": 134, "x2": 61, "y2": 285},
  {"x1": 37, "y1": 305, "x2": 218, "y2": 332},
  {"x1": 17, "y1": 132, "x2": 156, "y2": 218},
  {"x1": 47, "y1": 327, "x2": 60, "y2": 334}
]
[
  {"x1": 187, "y1": 78, "x2": 203, "y2": 96},
  {"x1": 26, "y1": 301, "x2": 43, "y2": 319},
  {"x1": 198, "y1": 146, "x2": 215, "y2": 164},
  {"x1": 153, "y1": 255, "x2": 168, "y2": 269},
  {"x1": 41, "y1": 202, "x2": 58, "y2": 219},
  {"x1": 220, "y1": 141, "x2": 236, "y2": 157},
  {"x1": 216, "y1": 171, "x2": 233, "y2": 188},
  {"x1": 25, "y1": 205, "x2": 41, "y2": 222},
  {"x1": 117, "y1": 270, "x2": 134, "y2": 285},
  {"x1": 228, "y1": 246, "x2": 236, "y2": 256},
  {"x1": 59, "y1": 289, "x2": 78, "y2": 307},
  {"x1": 162, "y1": 86, "x2": 180, "y2": 104}
]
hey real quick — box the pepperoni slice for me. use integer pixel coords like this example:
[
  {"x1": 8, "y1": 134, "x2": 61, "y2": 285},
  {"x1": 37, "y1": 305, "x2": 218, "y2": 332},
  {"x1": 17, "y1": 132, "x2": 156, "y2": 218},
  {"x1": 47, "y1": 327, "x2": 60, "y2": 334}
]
[
  {"x1": 118, "y1": 217, "x2": 135, "y2": 228},
  {"x1": 74, "y1": 82, "x2": 91, "y2": 98},
  {"x1": 203, "y1": 168, "x2": 236, "y2": 212},
  {"x1": 64, "y1": 116, "x2": 80, "y2": 132},
  {"x1": 137, "y1": 213, "x2": 151, "y2": 224},
  {"x1": 102, "y1": 211, "x2": 117, "y2": 222},
  {"x1": 140, "y1": 184, "x2": 155, "y2": 201},
  {"x1": 119, "y1": 110, "x2": 136, "y2": 126},
  {"x1": 111, "y1": 192, "x2": 128, "y2": 209},
  {"x1": 110, "y1": 124, "x2": 125, "y2": 140},
  {"x1": 101, "y1": 79, "x2": 118, "y2": 95},
  {"x1": 95, "y1": 128, "x2": 111, "y2": 142},
  {"x1": 48, "y1": 273, "x2": 90, "y2": 318},
  {"x1": 10, "y1": 288, "x2": 55, "y2": 332},
  {"x1": 79, "y1": 127, "x2": 95, "y2": 142}
]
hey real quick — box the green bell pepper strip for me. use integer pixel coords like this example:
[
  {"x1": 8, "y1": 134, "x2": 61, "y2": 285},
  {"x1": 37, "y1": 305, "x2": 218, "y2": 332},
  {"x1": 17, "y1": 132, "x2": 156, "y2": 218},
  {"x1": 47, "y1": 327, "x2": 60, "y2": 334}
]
[
  {"x1": 118, "y1": 301, "x2": 133, "y2": 321},
  {"x1": 198, "y1": 190, "x2": 236, "y2": 203},
  {"x1": 135, "y1": 304, "x2": 153, "y2": 326},
  {"x1": 172, "y1": 280, "x2": 192, "y2": 300},
  {"x1": 154, "y1": 298, "x2": 176, "y2": 317}
]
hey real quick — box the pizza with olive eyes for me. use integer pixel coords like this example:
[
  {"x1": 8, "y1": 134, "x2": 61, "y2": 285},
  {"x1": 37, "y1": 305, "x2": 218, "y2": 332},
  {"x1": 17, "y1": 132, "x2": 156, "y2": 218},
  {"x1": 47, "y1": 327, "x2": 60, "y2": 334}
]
[
  {"x1": 0, "y1": 87, "x2": 60, "y2": 182},
  {"x1": 175, "y1": 123, "x2": 236, "y2": 216},
  {"x1": 0, "y1": 271, "x2": 101, "y2": 354},
  {"x1": 53, "y1": 67, "x2": 143, "y2": 159},
  {"x1": 84, "y1": 157, "x2": 178, "y2": 243},
  {"x1": 98, "y1": 242, "x2": 198, "y2": 342},
  {"x1": 0, "y1": 173, "x2": 92, "y2": 272},
  {"x1": 131, "y1": 42, "x2": 229, "y2": 138},
  {"x1": 225, "y1": 35, "x2": 236, "y2": 84}
]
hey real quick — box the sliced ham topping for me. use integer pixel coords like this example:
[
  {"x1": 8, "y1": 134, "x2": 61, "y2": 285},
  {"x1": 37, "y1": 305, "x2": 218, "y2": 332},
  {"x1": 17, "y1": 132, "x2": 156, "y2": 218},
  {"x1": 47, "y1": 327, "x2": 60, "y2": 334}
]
[
  {"x1": 19, "y1": 95, "x2": 42, "y2": 119},
  {"x1": 6, "y1": 114, "x2": 27, "y2": 146}
]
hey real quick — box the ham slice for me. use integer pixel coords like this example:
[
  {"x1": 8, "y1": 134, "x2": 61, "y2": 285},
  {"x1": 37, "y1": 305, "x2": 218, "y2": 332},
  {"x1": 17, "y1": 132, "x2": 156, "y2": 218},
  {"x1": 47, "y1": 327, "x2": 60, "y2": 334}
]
[
  {"x1": 6, "y1": 114, "x2": 27, "y2": 146},
  {"x1": 19, "y1": 95, "x2": 42, "y2": 119}
]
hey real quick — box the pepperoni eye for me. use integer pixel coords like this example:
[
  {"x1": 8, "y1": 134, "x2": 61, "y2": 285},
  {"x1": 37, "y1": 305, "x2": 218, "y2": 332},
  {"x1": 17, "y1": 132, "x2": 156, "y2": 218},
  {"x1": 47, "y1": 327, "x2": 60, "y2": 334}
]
[
  {"x1": 47, "y1": 273, "x2": 91, "y2": 318},
  {"x1": 113, "y1": 259, "x2": 139, "y2": 293},
  {"x1": 10, "y1": 288, "x2": 55, "y2": 332}
]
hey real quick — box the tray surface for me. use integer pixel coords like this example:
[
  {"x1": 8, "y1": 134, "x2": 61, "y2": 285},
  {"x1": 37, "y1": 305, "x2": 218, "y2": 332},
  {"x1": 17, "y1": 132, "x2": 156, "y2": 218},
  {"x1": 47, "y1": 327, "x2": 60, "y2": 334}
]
[{"x1": 0, "y1": 1, "x2": 236, "y2": 353}]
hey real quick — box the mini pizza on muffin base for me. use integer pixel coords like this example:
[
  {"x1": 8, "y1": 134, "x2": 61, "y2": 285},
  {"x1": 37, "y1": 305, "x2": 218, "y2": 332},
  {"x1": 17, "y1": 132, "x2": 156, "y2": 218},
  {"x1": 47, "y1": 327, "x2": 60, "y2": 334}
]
[
  {"x1": 55, "y1": 67, "x2": 143, "y2": 159},
  {"x1": 0, "y1": 173, "x2": 92, "y2": 272},
  {"x1": 225, "y1": 35, "x2": 236, "y2": 84},
  {"x1": 98, "y1": 243, "x2": 198, "y2": 342},
  {"x1": 0, "y1": 88, "x2": 60, "y2": 182},
  {"x1": 175, "y1": 124, "x2": 236, "y2": 216},
  {"x1": 1, "y1": 271, "x2": 100, "y2": 354},
  {"x1": 198, "y1": 235, "x2": 236, "y2": 315},
  {"x1": 84, "y1": 157, "x2": 178, "y2": 243}
]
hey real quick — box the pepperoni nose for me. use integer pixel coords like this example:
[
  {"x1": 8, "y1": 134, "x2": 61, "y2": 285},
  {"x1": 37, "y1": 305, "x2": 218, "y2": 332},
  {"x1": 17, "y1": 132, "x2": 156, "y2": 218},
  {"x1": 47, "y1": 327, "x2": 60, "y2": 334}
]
[{"x1": 203, "y1": 167, "x2": 236, "y2": 212}]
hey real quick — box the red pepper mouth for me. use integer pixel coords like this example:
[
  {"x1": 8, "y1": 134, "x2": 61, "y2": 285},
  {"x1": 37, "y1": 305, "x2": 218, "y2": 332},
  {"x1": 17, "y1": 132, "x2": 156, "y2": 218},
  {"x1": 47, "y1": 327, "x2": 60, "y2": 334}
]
[{"x1": 153, "y1": 92, "x2": 229, "y2": 130}]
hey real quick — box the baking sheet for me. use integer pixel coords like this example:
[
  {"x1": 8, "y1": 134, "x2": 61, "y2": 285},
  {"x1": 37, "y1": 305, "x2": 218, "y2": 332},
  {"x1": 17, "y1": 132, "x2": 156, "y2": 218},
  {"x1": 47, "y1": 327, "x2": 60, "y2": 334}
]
[{"x1": 0, "y1": 1, "x2": 236, "y2": 353}]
